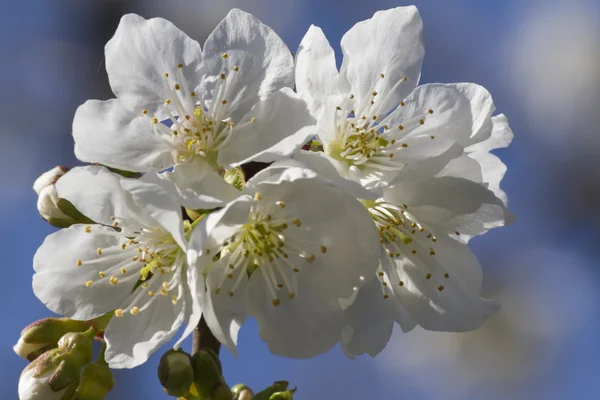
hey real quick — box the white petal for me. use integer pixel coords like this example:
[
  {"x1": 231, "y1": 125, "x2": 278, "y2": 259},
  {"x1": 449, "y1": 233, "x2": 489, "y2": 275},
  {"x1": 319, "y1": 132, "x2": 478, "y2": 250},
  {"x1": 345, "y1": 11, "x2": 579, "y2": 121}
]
[
  {"x1": 202, "y1": 256, "x2": 249, "y2": 353},
  {"x1": 56, "y1": 166, "x2": 142, "y2": 226},
  {"x1": 188, "y1": 195, "x2": 253, "y2": 257},
  {"x1": 339, "y1": 6, "x2": 424, "y2": 114},
  {"x1": 391, "y1": 235, "x2": 499, "y2": 331},
  {"x1": 341, "y1": 276, "x2": 404, "y2": 358},
  {"x1": 73, "y1": 99, "x2": 174, "y2": 172},
  {"x1": 247, "y1": 268, "x2": 344, "y2": 358},
  {"x1": 295, "y1": 25, "x2": 341, "y2": 117},
  {"x1": 105, "y1": 277, "x2": 186, "y2": 369},
  {"x1": 120, "y1": 179, "x2": 186, "y2": 250},
  {"x1": 174, "y1": 264, "x2": 205, "y2": 349},
  {"x1": 105, "y1": 14, "x2": 203, "y2": 119},
  {"x1": 383, "y1": 177, "x2": 512, "y2": 240},
  {"x1": 33, "y1": 225, "x2": 139, "y2": 320},
  {"x1": 391, "y1": 144, "x2": 464, "y2": 184},
  {"x1": 148, "y1": 158, "x2": 240, "y2": 210},
  {"x1": 200, "y1": 9, "x2": 294, "y2": 121},
  {"x1": 217, "y1": 88, "x2": 315, "y2": 168},
  {"x1": 468, "y1": 114, "x2": 514, "y2": 153},
  {"x1": 292, "y1": 151, "x2": 379, "y2": 200},
  {"x1": 454, "y1": 83, "x2": 496, "y2": 147},
  {"x1": 469, "y1": 152, "x2": 509, "y2": 205},
  {"x1": 384, "y1": 84, "x2": 478, "y2": 164}
]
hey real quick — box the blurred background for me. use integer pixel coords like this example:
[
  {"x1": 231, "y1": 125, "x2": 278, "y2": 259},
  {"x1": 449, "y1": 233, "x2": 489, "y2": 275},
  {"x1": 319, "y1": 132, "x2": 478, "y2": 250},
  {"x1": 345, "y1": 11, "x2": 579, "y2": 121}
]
[{"x1": 1, "y1": 0, "x2": 599, "y2": 398}]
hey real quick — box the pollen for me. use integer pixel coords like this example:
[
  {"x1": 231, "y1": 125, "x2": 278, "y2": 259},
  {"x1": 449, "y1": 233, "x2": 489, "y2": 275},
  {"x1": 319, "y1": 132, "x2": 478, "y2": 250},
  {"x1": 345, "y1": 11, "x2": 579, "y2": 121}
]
[
  {"x1": 320, "y1": 245, "x2": 327, "y2": 254},
  {"x1": 428, "y1": 109, "x2": 434, "y2": 114},
  {"x1": 172, "y1": 296, "x2": 178, "y2": 305},
  {"x1": 444, "y1": 273, "x2": 449, "y2": 279},
  {"x1": 272, "y1": 298, "x2": 281, "y2": 307},
  {"x1": 220, "y1": 73, "x2": 226, "y2": 80},
  {"x1": 372, "y1": 91, "x2": 378, "y2": 96},
  {"x1": 306, "y1": 254, "x2": 315, "y2": 263},
  {"x1": 165, "y1": 99, "x2": 171, "y2": 105},
  {"x1": 164, "y1": 72, "x2": 169, "y2": 78},
  {"x1": 276, "y1": 201, "x2": 285, "y2": 208},
  {"x1": 98, "y1": 271, "x2": 106, "y2": 278},
  {"x1": 437, "y1": 285, "x2": 444, "y2": 292},
  {"x1": 398, "y1": 125, "x2": 404, "y2": 130},
  {"x1": 148, "y1": 291, "x2": 155, "y2": 297},
  {"x1": 174, "y1": 84, "x2": 181, "y2": 90},
  {"x1": 160, "y1": 288, "x2": 169, "y2": 296},
  {"x1": 251, "y1": 117, "x2": 256, "y2": 123},
  {"x1": 84, "y1": 280, "x2": 93, "y2": 287},
  {"x1": 254, "y1": 192, "x2": 262, "y2": 201},
  {"x1": 221, "y1": 53, "x2": 228, "y2": 59},
  {"x1": 401, "y1": 143, "x2": 408, "y2": 148},
  {"x1": 399, "y1": 280, "x2": 404, "y2": 286},
  {"x1": 141, "y1": 109, "x2": 148, "y2": 115},
  {"x1": 178, "y1": 63, "x2": 183, "y2": 68},
  {"x1": 120, "y1": 268, "x2": 127, "y2": 275},
  {"x1": 293, "y1": 218, "x2": 301, "y2": 227},
  {"x1": 233, "y1": 65, "x2": 239, "y2": 71},
  {"x1": 114, "y1": 309, "x2": 124, "y2": 318},
  {"x1": 109, "y1": 277, "x2": 119, "y2": 286},
  {"x1": 419, "y1": 119, "x2": 425, "y2": 125},
  {"x1": 425, "y1": 273, "x2": 432, "y2": 280},
  {"x1": 130, "y1": 306, "x2": 140, "y2": 315},
  {"x1": 400, "y1": 101, "x2": 405, "y2": 106},
  {"x1": 151, "y1": 118, "x2": 158, "y2": 124},
  {"x1": 76, "y1": 259, "x2": 83, "y2": 267}
]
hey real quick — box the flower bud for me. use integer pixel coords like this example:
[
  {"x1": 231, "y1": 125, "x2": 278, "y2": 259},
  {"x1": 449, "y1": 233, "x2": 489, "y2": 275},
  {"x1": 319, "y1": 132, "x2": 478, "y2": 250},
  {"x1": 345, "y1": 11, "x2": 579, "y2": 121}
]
[
  {"x1": 253, "y1": 381, "x2": 294, "y2": 400},
  {"x1": 75, "y1": 360, "x2": 115, "y2": 400},
  {"x1": 37, "y1": 185, "x2": 74, "y2": 224},
  {"x1": 33, "y1": 166, "x2": 69, "y2": 195},
  {"x1": 232, "y1": 384, "x2": 254, "y2": 400},
  {"x1": 157, "y1": 349, "x2": 194, "y2": 397},
  {"x1": 14, "y1": 318, "x2": 89, "y2": 361},
  {"x1": 269, "y1": 391, "x2": 294, "y2": 400},
  {"x1": 192, "y1": 349, "x2": 224, "y2": 398}
]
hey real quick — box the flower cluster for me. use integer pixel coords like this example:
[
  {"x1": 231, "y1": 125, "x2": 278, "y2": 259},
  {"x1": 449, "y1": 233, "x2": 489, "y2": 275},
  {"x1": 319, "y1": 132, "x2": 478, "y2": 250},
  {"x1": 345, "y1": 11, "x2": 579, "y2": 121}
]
[{"x1": 19, "y1": 6, "x2": 513, "y2": 399}]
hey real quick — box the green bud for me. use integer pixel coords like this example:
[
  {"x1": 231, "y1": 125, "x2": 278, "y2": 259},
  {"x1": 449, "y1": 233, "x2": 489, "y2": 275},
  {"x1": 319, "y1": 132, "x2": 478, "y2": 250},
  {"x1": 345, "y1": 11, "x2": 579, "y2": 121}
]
[
  {"x1": 158, "y1": 349, "x2": 194, "y2": 397},
  {"x1": 254, "y1": 382, "x2": 293, "y2": 400},
  {"x1": 75, "y1": 360, "x2": 115, "y2": 400},
  {"x1": 14, "y1": 318, "x2": 90, "y2": 361},
  {"x1": 56, "y1": 332, "x2": 94, "y2": 367},
  {"x1": 232, "y1": 384, "x2": 254, "y2": 400},
  {"x1": 19, "y1": 349, "x2": 81, "y2": 400},
  {"x1": 192, "y1": 349, "x2": 223, "y2": 398},
  {"x1": 224, "y1": 167, "x2": 246, "y2": 191},
  {"x1": 269, "y1": 391, "x2": 294, "y2": 400}
]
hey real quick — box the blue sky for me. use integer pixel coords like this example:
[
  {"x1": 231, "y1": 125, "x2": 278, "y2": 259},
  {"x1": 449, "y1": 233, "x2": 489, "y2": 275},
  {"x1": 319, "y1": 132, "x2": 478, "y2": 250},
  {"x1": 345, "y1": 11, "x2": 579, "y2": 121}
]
[{"x1": 1, "y1": 0, "x2": 600, "y2": 398}]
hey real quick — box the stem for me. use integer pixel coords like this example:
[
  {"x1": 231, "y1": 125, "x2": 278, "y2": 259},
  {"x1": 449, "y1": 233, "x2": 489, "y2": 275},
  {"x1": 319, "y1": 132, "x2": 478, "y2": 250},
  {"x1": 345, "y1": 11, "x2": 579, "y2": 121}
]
[{"x1": 192, "y1": 316, "x2": 221, "y2": 355}]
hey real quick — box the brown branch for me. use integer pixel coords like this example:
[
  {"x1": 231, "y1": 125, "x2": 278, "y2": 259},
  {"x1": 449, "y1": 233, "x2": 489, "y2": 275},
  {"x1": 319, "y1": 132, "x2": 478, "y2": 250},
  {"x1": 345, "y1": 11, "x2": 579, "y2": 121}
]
[{"x1": 192, "y1": 316, "x2": 221, "y2": 356}]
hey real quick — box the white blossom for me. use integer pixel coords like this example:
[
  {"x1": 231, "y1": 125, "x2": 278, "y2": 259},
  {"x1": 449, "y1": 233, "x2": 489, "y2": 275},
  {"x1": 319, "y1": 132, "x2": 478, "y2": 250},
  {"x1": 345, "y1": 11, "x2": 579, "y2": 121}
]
[{"x1": 32, "y1": 166, "x2": 199, "y2": 368}]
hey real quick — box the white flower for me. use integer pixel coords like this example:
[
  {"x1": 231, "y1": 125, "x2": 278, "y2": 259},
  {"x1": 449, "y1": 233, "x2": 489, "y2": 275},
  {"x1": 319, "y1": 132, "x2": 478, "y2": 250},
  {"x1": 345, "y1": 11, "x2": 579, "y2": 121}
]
[
  {"x1": 73, "y1": 10, "x2": 315, "y2": 204},
  {"x1": 18, "y1": 369, "x2": 67, "y2": 400},
  {"x1": 33, "y1": 166, "x2": 68, "y2": 195},
  {"x1": 32, "y1": 166, "x2": 198, "y2": 369},
  {"x1": 186, "y1": 163, "x2": 381, "y2": 358},
  {"x1": 294, "y1": 6, "x2": 500, "y2": 192}
]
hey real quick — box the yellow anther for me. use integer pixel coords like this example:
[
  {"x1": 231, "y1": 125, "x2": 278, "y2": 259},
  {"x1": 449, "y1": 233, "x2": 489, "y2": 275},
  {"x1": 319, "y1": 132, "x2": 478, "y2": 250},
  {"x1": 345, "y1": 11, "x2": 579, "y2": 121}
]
[
  {"x1": 191, "y1": 91, "x2": 196, "y2": 97},
  {"x1": 97, "y1": 248, "x2": 102, "y2": 256},
  {"x1": 174, "y1": 84, "x2": 180, "y2": 90},
  {"x1": 400, "y1": 101, "x2": 405, "y2": 106},
  {"x1": 178, "y1": 63, "x2": 183, "y2": 68},
  {"x1": 372, "y1": 115, "x2": 377, "y2": 121},
  {"x1": 320, "y1": 245, "x2": 327, "y2": 254},
  {"x1": 398, "y1": 125, "x2": 404, "y2": 130},
  {"x1": 336, "y1": 106, "x2": 342, "y2": 110},
  {"x1": 142, "y1": 109, "x2": 148, "y2": 115},
  {"x1": 372, "y1": 91, "x2": 378, "y2": 96},
  {"x1": 380, "y1": 73, "x2": 385, "y2": 78},
  {"x1": 215, "y1": 288, "x2": 221, "y2": 295},
  {"x1": 444, "y1": 273, "x2": 450, "y2": 279},
  {"x1": 220, "y1": 73, "x2": 226, "y2": 80},
  {"x1": 251, "y1": 117, "x2": 256, "y2": 123},
  {"x1": 98, "y1": 271, "x2": 106, "y2": 278},
  {"x1": 425, "y1": 273, "x2": 432, "y2": 280},
  {"x1": 293, "y1": 268, "x2": 300, "y2": 273},
  {"x1": 419, "y1": 119, "x2": 425, "y2": 125},
  {"x1": 130, "y1": 306, "x2": 140, "y2": 315},
  {"x1": 84, "y1": 280, "x2": 93, "y2": 287},
  {"x1": 276, "y1": 283, "x2": 283, "y2": 288},
  {"x1": 428, "y1": 109, "x2": 434, "y2": 114},
  {"x1": 254, "y1": 192, "x2": 262, "y2": 201},
  {"x1": 350, "y1": 94, "x2": 355, "y2": 99},
  {"x1": 288, "y1": 292, "x2": 295, "y2": 299},
  {"x1": 276, "y1": 201, "x2": 285, "y2": 208},
  {"x1": 120, "y1": 268, "x2": 127, "y2": 275},
  {"x1": 84, "y1": 226, "x2": 92, "y2": 233},
  {"x1": 272, "y1": 298, "x2": 281, "y2": 307},
  {"x1": 162, "y1": 282, "x2": 170, "y2": 290},
  {"x1": 222, "y1": 53, "x2": 228, "y2": 59},
  {"x1": 429, "y1": 249, "x2": 436, "y2": 256},
  {"x1": 142, "y1": 283, "x2": 149, "y2": 289},
  {"x1": 164, "y1": 73, "x2": 169, "y2": 78},
  {"x1": 401, "y1": 143, "x2": 408, "y2": 148},
  {"x1": 115, "y1": 309, "x2": 124, "y2": 318},
  {"x1": 151, "y1": 118, "x2": 158, "y2": 124},
  {"x1": 165, "y1": 99, "x2": 171, "y2": 105},
  {"x1": 173, "y1": 130, "x2": 178, "y2": 136},
  {"x1": 306, "y1": 254, "x2": 315, "y2": 263},
  {"x1": 233, "y1": 65, "x2": 239, "y2": 71},
  {"x1": 383, "y1": 294, "x2": 389, "y2": 299},
  {"x1": 159, "y1": 288, "x2": 168, "y2": 296},
  {"x1": 399, "y1": 280, "x2": 404, "y2": 286},
  {"x1": 184, "y1": 115, "x2": 190, "y2": 120},
  {"x1": 121, "y1": 243, "x2": 127, "y2": 250},
  {"x1": 109, "y1": 277, "x2": 119, "y2": 286},
  {"x1": 172, "y1": 296, "x2": 178, "y2": 305},
  {"x1": 227, "y1": 274, "x2": 234, "y2": 279},
  {"x1": 148, "y1": 291, "x2": 155, "y2": 297},
  {"x1": 403, "y1": 76, "x2": 408, "y2": 81},
  {"x1": 293, "y1": 218, "x2": 301, "y2": 227},
  {"x1": 221, "y1": 99, "x2": 228, "y2": 105},
  {"x1": 76, "y1": 259, "x2": 83, "y2": 267},
  {"x1": 437, "y1": 285, "x2": 444, "y2": 292},
  {"x1": 388, "y1": 154, "x2": 394, "y2": 159},
  {"x1": 455, "y1": 231, "x2": 461, "y2": 236}
]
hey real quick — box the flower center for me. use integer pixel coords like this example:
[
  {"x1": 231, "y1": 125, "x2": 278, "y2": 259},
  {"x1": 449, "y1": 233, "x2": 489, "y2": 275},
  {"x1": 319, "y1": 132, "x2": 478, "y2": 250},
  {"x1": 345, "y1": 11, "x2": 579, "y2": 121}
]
[
  {"x1": 77, "y1": 217, "x2": 186, "y2": 317},
  {"x1": 366, "y1": 200, "x2": 449, "y2": 297},
  {"x1": 140, "y1": 55, "x2": 256, "y2": 169},
  {"x1": 209, "y1": 193, "x2": 322, "y2": 307},
  {"x1": 324, "y1": 74, "x2": 436, "y2": 174}
]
